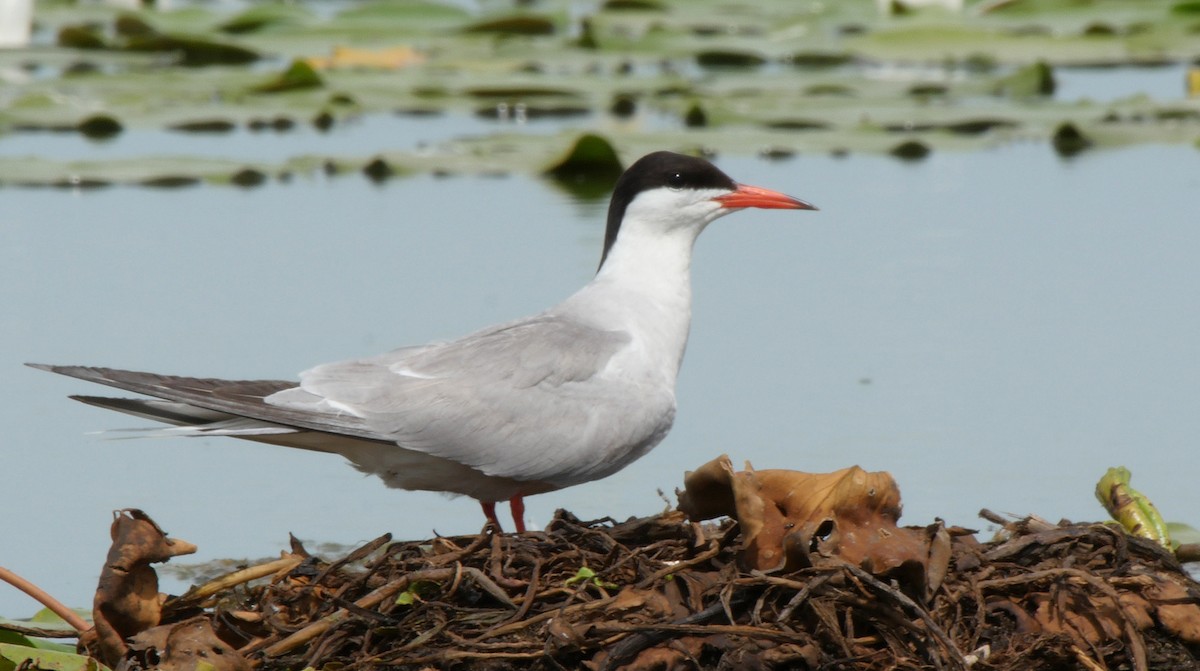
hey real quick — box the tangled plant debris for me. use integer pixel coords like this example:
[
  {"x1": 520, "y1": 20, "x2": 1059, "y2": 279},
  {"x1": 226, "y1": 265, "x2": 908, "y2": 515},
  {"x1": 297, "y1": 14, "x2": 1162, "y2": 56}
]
[
  {"x1": 119, "y1": 513, "x2": 1200, "y2": 670},
  {"x1": 3, "y1": 459, "x2": 1200, "y2": 670}
]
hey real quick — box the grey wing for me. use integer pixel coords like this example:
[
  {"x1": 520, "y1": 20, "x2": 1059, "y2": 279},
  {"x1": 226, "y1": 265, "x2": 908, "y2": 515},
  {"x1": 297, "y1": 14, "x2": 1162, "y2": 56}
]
[
  {"x1": 27, "y1": 364, "x2": 389, "y2": 443},
  {"x1": 267, "y1": 316, "x2": 665, "y2": 485}
]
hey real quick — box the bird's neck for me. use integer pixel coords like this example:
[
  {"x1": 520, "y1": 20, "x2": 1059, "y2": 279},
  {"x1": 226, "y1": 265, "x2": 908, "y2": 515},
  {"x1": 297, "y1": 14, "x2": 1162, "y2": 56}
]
[{"x1": 561, "y1": 223, "x2": 702, "y2": 380}]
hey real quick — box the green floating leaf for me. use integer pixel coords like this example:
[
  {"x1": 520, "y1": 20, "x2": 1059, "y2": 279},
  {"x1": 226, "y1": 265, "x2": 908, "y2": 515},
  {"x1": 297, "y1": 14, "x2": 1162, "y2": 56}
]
[
  {"x1": 26, "y1": 608, "x2": 89, "y2": 627},
  {"x1": 229, "y1": 168, "x2": 268, "y2": 187},
  {"x1": 335, "y1": 0, "x2": 469, "y2": 24},
  {"x1": 995, "y1": 60, "x2": 1055, "y2": 98},
  {"x1": 962, "y1": 53, "x2": 998, "y2": 73},
  {"x1": 1051, "y1": 122, "x2": 1092, "y2": 157},
  {"x1": 805, "y1": 84, "x2": 856, "y2": 97},
  {"x1": 696, "y1": 50, "x2": 767, "y2": 68},
  {"x1": 544, "y1": 134, "x2": 623, "y2": 200},
  {"x1": 908, "y1": 83, "x2": 948, "y2": 97},
  {"x1": 941, "y1": 118, "x2": 1018, "y2": 135},
  {"x1": 465, "y1": 86, "x2": 579, "y2": 99},
  {"x1": 312, "y1": 111, "x2": 335, "y2": 131},
  {"x1": 1167, "y1": 522, "x2": 1200, "y2": 546},
  {"x1": 0, "y1": 642, "x2": 107, "y2": 671},
  {"x1": 1095, "y1": 466, "x2": 1171, "y2": 548},
  {"x1": 1156, "y1": 108, "x2": 1200, "y2": 121},
  {"x1": 218, "y1": 4, "x2": 313, "y2": 34},
  {"x1": 785, "y1": 51, "x2": 854, "y2": 68},
  {"x1": 577, "y1": 17, "x2": 599, "y2": 48},
  {"x1": 139, "y1": 175, "x2": 202, "y2": 189},
  {"x1": 602, "y1": 0, "x2": 665, "y2": 10},
  {"x1": 890, "y1": 139, "x2": 931, "y2": 160},
  {"x1": 247, "y1": 116, "x2": 295, "y2": 132},
  {"x1": 362, "y1": 157, "x2": 395, "y2": 182},
  {"x1": 77, "y1": 114, "x2": 123, "y2": 139},
  {"x1": 56, "y1": 25, "x2": 106, "y2": 50},
  {"x1": 463, "y1": 15, "x2": 556, "y2": 36},
  {"x1": 0, "y1": 630, "x2": 75, "y2": 653},
  {"x1": 114, "y1": 14, "x2": 156, "y2": 38},
  {"x1": 1082, "y1": 22, "x2": 1118, "y2": 37},
  {"x1": 168, "y1": 119, "x2": 237, "y2": 133},
  {"x1": 123, "y1": 34, "x2": 260, "y2": 67},
  {"x1": 610, "y1": 93, "x2": 636, "y2": 117},
  {"x1": 253, "y1": 60, "x2": 324, "y2": 94},
  {"x1": 764, "y1": 119, "x2": 830, "y2": 131}
]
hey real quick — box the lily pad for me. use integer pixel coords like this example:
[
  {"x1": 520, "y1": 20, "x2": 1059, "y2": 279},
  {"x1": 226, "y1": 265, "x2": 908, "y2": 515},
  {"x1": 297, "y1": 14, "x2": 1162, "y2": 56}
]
[
  {"x1": 1051, "y1": 121, "x2": 1092, "y2": 156},
  {"x1": 168, "y1": 119, "x2": 237, "y2": 133},
  {"x1": 786, "y1": 51, "x2": 855, "y2": 68},
  {"x1": 218, "y1": 5, "x2": 314, "y2": 35},
  {"x1": 462, "y1": 16, "x2": 556, "y2": 36},
  {"x1": 122, "y1": 34, "x2": 260, "y2": 67},
  {"x1": 995, "y1": 60, "x2": 1056, "y2": 98},
  {"x1": 684, "y1": 102, "x2": 707, "y2": 127},
  {"x1": 890, "y1": 139, "x2": 931, "y2": 160},
  {"x1": 602, "y1": 0, "x2": 666, "y2": 10},
  {"x1": 56, "y1": 25, "x2": 106, "y2": 50},
  {"x1": 941, "y1": 118, "x2": 1019, "y2": 135},
  {"x1": 4, "y1": 0, "x2": 1200, "y2": 178},
  {"x1": 0, "y1": 642, "x2": 107, "y2": 671},
  {"x1": 77, "y1": 114, "x2": 123, "y2": 139},
  {"x1": 252, "y1": 60, "x2": 324, "y2": 94},
  {"x1": 696, "y1": 50, "x2": 768, "y2": 68},
  {"x1": 764, "y1": 119, "x2": 832, "y2": 131},
  {"x1": 362, "y1": 157, "x2": 396, "y2": 182},
  {"x1": 543, "y1": 133, "x2": 624, "y2": 199},
  {"x1": 114, "y1": 14, "x2": 156, "y2": 38}
]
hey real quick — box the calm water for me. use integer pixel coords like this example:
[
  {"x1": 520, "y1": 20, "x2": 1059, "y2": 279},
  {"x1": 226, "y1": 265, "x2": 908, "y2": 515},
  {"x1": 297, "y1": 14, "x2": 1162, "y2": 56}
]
[{"x1": 2, "y1": 142, "x2": 1198, "y2": 617}]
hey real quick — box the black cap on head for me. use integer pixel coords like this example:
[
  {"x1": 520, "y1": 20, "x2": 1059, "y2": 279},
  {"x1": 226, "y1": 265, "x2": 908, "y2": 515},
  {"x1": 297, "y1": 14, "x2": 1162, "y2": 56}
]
[{"x1": 599, "y1": 152, "x2": 737, "y2": 269}]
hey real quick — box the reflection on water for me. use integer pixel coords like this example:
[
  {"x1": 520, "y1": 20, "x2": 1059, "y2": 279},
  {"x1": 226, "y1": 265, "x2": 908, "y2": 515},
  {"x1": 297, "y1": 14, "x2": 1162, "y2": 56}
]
[{"x1": 2, "y1": 143, "x2": 1199, "y2": 617}]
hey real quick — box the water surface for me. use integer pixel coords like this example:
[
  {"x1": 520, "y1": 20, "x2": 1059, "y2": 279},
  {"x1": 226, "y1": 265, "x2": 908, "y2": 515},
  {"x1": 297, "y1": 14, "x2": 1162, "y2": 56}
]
[{"x1": 2, "y1": 143, "x2": 1198, "y2": 617}]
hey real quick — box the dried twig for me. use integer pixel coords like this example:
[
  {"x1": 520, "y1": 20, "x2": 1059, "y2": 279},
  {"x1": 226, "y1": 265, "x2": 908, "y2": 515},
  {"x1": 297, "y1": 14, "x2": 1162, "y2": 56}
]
[{"x1": 174, "y1": 554, "x2": 305, "y2": 605}]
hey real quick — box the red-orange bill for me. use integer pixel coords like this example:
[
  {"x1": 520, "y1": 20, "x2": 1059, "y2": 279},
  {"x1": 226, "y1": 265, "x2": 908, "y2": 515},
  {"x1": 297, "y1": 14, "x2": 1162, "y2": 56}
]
[{"x1": 714, "y1": 184, "x2": 817, "y2": 210}]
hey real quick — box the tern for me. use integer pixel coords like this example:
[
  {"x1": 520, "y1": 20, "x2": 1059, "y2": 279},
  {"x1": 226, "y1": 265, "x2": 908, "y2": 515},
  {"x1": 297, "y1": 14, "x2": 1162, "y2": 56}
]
[{"x1": 30, "y1": 151, "x2": 815, "y2": 533}]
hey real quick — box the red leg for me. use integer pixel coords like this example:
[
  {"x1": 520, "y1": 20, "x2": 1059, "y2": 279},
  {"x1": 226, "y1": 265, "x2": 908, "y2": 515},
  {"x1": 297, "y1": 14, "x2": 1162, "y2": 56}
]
[
  {"x1": 480, "y1": 500, "x2": 503, "y2": 532},
  {"x1": 509, "y1": 496, "x2": 526, "y2": 533}
]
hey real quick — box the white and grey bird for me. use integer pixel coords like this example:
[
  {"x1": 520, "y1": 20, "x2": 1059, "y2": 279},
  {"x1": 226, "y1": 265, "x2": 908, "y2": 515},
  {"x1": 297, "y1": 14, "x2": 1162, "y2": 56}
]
[{"x1": 30, "y1": 151, "x2": 815, "y2": 532}]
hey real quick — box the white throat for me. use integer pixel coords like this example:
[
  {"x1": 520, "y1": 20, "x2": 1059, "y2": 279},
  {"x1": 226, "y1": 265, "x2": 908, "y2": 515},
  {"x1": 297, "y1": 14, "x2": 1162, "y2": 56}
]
[{"x1": 553, "y1": 187, "x2": 735, "y2": 382}]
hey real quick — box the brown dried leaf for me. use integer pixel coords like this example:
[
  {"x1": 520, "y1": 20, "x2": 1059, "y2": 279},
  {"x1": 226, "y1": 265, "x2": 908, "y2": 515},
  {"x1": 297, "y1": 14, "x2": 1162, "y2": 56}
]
[
  {"x1": 677, "y1": 455, "x2": 944, "y2": 597},
  {"x1": 117, "y1": 616, "x2": 249, "y2": 671},
  {"x1": 85, "y1": 509, "x2": 197, "y2": 667},
  {"x1": 604, "y1": 586, "x2": 648, "y2": 613},
  {"x1": 676, "y1": 455, "x2": 738, "y2": 521},
  {"x1": 760, "y1": 642, "x2": 820, "y2": 668},
  {"x1": 1146, "y1": 577, "x2": 1200, "y2": 643},
  {"x1": 1031, "y1": 590, "x2": 1124, "y2": 647},
  {"x1": 305, "y1": 45, "x2": 425, "y2": 70},
  {"x1": 620, "y1": 645, "x2": 691, "y2": 671}
]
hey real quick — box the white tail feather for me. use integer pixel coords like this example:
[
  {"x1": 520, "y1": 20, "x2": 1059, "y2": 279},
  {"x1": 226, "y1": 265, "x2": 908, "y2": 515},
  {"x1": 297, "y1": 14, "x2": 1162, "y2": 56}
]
[{"x1": 95, "y1": 418, "x2": 298, "y2": 440}]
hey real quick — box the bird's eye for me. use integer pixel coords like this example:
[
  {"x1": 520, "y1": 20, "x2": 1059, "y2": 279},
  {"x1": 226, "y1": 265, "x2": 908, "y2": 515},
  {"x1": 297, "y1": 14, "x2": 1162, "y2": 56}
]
[{"x1": 667, "y1": 172, "x2": 684, "y2": 189}]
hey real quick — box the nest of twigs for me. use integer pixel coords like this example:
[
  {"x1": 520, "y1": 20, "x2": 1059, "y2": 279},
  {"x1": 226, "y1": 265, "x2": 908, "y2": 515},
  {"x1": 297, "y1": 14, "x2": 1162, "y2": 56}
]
[{"x1": 75, "y1": 504, "x2": 1198, "y2": 671}]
